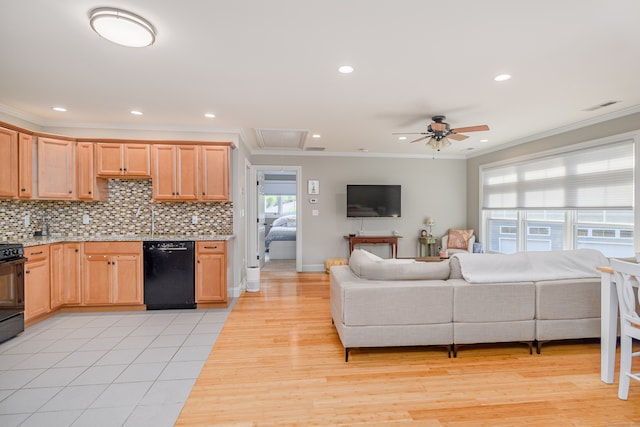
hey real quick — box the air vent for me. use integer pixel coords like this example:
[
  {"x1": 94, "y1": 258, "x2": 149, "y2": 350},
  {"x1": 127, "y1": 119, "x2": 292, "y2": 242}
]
[
  {"x1": 305, "y1": 146, "x2": 326, "y2": 151},
  {"x1": 583, "y1": 100, "x2": 621, "y2": 112},
  {"x1": 255, "y1": 128, "x2": 308, "y2": 150}
]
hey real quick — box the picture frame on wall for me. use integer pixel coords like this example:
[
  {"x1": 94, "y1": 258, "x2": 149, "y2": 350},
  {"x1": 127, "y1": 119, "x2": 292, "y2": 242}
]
[{"x1": 308, "y1": 180, "x2": 319, "y2": 195}]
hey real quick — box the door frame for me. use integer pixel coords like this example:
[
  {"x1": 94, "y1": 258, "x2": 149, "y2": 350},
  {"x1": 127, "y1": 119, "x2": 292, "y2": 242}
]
[{"x1": 247, "y1": 165, "x2": 302, "y2": 272}]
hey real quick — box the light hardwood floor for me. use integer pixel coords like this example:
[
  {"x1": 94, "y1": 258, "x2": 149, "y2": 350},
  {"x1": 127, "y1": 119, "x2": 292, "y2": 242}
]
[{"x1": 176, "y1": 271, "x2": 640, "y2": 426}]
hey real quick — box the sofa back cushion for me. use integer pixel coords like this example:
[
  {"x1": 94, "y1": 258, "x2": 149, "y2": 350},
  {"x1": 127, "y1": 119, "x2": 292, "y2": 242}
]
[{"x1": 349, "y1": 249, "x2": 450, "y2": 280}]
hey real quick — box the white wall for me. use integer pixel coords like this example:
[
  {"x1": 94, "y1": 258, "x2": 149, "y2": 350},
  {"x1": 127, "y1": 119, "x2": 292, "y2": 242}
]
[{"x1": 251, "y1": 154, "x2": 468, "y2": 271}]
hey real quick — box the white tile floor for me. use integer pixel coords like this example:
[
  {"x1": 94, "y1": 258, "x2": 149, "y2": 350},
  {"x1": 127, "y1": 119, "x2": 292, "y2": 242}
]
[{"x1": 0, "y1": 302, "x2": 234, "y2": 427}]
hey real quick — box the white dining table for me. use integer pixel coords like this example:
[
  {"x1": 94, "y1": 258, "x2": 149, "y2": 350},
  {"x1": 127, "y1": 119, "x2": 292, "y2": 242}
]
[{"x1": 598, "y1": 266, "x2": 617, "y2": 384}]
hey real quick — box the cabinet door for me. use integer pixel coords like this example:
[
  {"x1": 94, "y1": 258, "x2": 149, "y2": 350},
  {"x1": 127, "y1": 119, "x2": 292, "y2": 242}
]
[
  {"x1": 123, "y1": 144, "x2": 151, "y2": 177},
  {"x1": 83, "y1": 255, "x2": 112, "y2": 304},
  {"x1": 95, "y1": 143, "x2": 124, "y2": 176},
  {"x1": 0, "y1": 127, "x2": 18, "y2": 198},
  {"x1": 24, "y1": 252, "x2": 50, "y2": 322},
  {"x1": 77, "y1": 142, "x2": 107, "y2": 201},
  {"x1": 152, "y1": 145, "x2": 176, "y2": 200},
  {"x1": 196, "y1": 242, "x2": 227, "y2": 303},
  {"x1": 49, "y1": 243, "x2": 64, "y2": 310},
  {"x1": 112, "y1": 255, "x2": 142, "y2": 304},
  {"x1": 38, "y1": 137, "x2": 75, "y2": 199},
  {"x1": 176, "y1": 145, "x2": 198, "y2": 200},
  {"x1": 200, "y1": 145, "x2": 230, "y2": 201},
  {"x1": 62, "y1": 243, "x2": 82, "y2": 305},
  {"x1": 18, "y1": 134, "x2": 33, "y2": 198}
]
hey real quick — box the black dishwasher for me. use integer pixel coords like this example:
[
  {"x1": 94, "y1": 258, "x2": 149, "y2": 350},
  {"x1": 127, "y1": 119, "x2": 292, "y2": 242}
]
[{"x1": 143, "y1": 241, "x2": 196, "y2": 310}]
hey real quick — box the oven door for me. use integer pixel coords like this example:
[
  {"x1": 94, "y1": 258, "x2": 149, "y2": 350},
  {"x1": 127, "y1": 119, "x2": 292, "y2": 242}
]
[{"x1": 0, "y1": 258, "x2": 25, "y2": 311}]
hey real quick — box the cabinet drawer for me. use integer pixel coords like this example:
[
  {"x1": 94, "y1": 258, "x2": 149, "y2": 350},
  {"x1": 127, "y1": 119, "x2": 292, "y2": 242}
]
[
  {"x1": 24, "y1": 245, "x2": 48, "y2": 262},
  {"x1": 84, "y1": 241, "x2": 141, "y2": 255},
  {"x1": 196, "y1": 241, "x2": 226, "y2": 254}
]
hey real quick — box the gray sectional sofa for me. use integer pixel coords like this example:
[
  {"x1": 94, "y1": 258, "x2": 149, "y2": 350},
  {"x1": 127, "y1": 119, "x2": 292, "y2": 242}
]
[{"x1": 330, "y1": 248, "x2": 608, "y2": 361}]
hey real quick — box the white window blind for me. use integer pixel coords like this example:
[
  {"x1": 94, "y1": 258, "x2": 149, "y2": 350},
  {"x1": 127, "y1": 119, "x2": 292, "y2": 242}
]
[{"x1": 482, "y1": 140, "x2": 634, "y2": 210}]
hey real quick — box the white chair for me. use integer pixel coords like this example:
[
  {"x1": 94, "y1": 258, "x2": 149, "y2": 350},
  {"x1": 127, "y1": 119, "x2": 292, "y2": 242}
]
[
  {"x1": 441, "y1": 234, "x2": 476, "y2": 255},
  {"x1": 611, "y1": 259, "x2": 640, "y2": 400}
]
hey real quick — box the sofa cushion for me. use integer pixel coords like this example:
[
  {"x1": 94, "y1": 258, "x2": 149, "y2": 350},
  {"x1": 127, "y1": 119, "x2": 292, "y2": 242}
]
[
  {"x1": 349, "y1": 249, "x2": 450, "y2": 280},
  {"x1": 535, "y1": 278, "x2": 601, "y2": 320},
  {"x1": 455, "y1": 249, "x2": 608, "y2": 283},
  {"x1": 451, "y1": 279, "x2": 535, "y2": 322},
  {"x1": 448, "y1": 229, "x2": 474, "y2": 249}
]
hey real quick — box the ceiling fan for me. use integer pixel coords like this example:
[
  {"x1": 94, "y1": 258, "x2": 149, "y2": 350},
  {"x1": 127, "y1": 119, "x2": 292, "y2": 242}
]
[{"x1": 393, "y1": 115, "x2": 490, "y2": 151}]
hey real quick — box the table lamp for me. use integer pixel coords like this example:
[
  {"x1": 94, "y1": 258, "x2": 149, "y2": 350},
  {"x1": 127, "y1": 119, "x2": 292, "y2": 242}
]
[{"x1": 426, "y1": 218, "x2": 435, "y2": 236}]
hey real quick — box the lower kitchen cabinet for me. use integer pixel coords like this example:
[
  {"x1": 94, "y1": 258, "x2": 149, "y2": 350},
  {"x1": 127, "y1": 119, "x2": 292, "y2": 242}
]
[
  {"x1": 82, "y1": 242, "x2": 143, "y2": 305},
  {"x1": 24, "y1": 245, "x2": 50, "y2": 322},
  {"x1": 195, "y1": 241, "x2": 227, "y2": 304},
  {"x1": 50, "y1": 242, "x2": 82, "y2": 309}
]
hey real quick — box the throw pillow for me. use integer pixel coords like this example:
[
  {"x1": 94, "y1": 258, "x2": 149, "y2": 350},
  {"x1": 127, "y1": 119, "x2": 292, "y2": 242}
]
[{"x1": 448, "y1": 229, "x2": 474, "y2": 249}]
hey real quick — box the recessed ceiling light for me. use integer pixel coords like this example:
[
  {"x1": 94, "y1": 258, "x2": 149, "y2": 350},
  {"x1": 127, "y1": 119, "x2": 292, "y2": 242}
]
[
  {"x1": 480, "y1": 139, "x2": 488, "y2": 142},
  {"x1": 338, "y1": 65, "x2": 354, "y2": 74},
  {"x1": 204, "y1": 113, "x2": 216, "y2": 118},
  {"x1": 398, "y1": 136, "x2": 407, "y2": 140},
  {"x1": 311, "y1": 134, "x2": 321, "y2": 138},
  {"x1": 494, "y1": 74, "x2": 512, "y2": 82},
  {"x1": 130, "y1": 110, "x2": 143, "y2": 116},
  {"x1": 89, "y1": 7, "x2": 156, "y2": 48},
  {"x1": 52, "y1": 107, "x2": 67, "y2": 112}
]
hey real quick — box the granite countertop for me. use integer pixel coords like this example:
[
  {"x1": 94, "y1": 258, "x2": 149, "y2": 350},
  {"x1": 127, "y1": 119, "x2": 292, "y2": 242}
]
[{"x1": 6, "y1": 234, "x2": 234, "y2": 247}]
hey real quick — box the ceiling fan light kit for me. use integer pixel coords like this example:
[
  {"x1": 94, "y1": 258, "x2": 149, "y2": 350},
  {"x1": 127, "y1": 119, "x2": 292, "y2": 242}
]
[{"x1": 393, "y1": 115, "x2": 490, "y2": 151}]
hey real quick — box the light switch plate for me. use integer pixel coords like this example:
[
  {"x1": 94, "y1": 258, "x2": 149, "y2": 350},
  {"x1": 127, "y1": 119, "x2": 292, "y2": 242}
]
[
  {"x1": 82, "y1": 214, "x2": 90, "y2": 224},
  {"x1": 312, "y1": 209, "x2": 319, "y2": 216},
  {"x1": 192, "y1": 215, "x2": 198, "y2": 224}
]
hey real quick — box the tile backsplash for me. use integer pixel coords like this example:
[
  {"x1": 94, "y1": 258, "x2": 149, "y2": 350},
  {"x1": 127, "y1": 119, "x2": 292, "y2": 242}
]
[{"x1": 0, "y1": 179, "x2": 233, "y2": 240}]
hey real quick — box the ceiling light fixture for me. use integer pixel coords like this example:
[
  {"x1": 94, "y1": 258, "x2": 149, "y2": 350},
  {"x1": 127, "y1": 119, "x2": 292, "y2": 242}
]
[
  {"x1": 338, "y1": 65, "x2": 354, "y2": 74},
  {"x1": 398, "y1": 136, "x2": 407, "y2": 140},
  {"x1": 89, "y1": 7, "x2": 156, "y2": 47},
  {"x1": 52, "y1": 107, "x2": 67, "y2": 112},
  {"x1": 204, "y1": 113, "x2": 216, "y2": 118},
  {"x1": 494, "y1": 74, "x2": 512, "y2": 82},
  {"x1": 130, "y1": 110, "x2": 143, "y2": 115},
  {"x1": 480, "y1": 139, "x2": 488, "y2": 142},
  {"x1": 311, "y1": 134, "x2": 321, "y2": 138}
]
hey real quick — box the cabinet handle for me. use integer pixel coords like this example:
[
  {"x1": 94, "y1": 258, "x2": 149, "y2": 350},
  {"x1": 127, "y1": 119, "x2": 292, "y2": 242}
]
[
  {"x1": 202, "y1": 192, "x2": 206, "y2": 195},
  {"x1": 68, "y1": 190, "x2": 72, "y2": 194},
  {"x1": 119, "y1": 168, "x2": 123, "y2": 171},
  {"x1": 204, "y1": 246, "x2": 218, "y2": 249},
  {"x1": 31, "y1": 251, "x2": 43, "y2": 255},
  {"x1": 25, "y1": 270, "x2": 30, "y2": 274},
  {"x1": 21, "y1": 188, "x2": 26, "y2": 192},
  {"x1": 75, "y1": 249, "x2": 79, "y2": 252},
  {"x1": 123, "y1": 168, "x2": 127, "y2": 171},
  {"x1": 88, "y1": 191, "x2": 92, "y2": 195},
  {"x1": 197, "y1": 260, "x2": 200, "y2": 263}
]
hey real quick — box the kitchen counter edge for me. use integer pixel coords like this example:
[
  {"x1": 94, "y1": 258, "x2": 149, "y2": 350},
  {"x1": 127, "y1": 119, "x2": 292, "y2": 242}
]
[{"x1": 9, "y1": 235, "x2": 235, "y2": 247}]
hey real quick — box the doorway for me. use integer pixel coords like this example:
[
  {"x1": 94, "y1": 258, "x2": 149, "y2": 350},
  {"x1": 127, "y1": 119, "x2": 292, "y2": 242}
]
[{"x1": 248, "y1": 165, "x2": 302, "y2": 272}]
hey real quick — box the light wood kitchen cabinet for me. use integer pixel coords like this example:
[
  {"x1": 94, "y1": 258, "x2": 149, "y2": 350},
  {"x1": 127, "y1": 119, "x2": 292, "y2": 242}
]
[
  {"x1": 76, "y1": 142, "x2": 108, "y2": 201},
  {"x1": 82, "y1": 242, "x2": 143, "y2": 305},
  {"x1": 200, "y1": 145, "x2": 230, "y2": 201},
  {"x1": 0, "y1": 127, "x2": 18, "y2": 198},
  {"x1": 196, "y1": 241, "x2": 227, "y2": 304},
  {"x1": 95, "y1": 143, "x2": 151, "y2": 177},
  {"x1": 18, "y1": 133, "x2": 33, "y2": 199},
  {"x1": 24, "y1": 245, "x2": 50, "y2": 322},
  {"x1": 50, "y1": 242, "x2": 82, "y2": 309},
  {"x1": 152, "y1": 144, "x2": 199, "y2": 200},
  {"x1": 37, "y1": 137, "x2": 76, "y2": 199}
]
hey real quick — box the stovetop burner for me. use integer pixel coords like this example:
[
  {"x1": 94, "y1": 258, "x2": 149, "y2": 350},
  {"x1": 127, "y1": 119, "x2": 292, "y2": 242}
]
[{"x1": 0, "y1": 243, "x2": 25, "y2": 262}]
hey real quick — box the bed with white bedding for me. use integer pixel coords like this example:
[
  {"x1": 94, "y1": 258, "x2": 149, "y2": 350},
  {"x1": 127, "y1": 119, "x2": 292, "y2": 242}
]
[{"x1": 265, "y1": 215, "x2": 296, "y2": 259}]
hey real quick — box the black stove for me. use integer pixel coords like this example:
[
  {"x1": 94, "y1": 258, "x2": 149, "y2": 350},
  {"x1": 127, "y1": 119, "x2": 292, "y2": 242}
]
[
  {"x1": 0, "y1": 243, "x2": 25, "y2": 262},
  {"x1": 0, "y1": 243, "x2": 25, "y2": 343}
]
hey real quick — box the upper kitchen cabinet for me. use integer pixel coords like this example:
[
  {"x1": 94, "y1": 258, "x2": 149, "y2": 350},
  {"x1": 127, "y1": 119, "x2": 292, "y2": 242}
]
[
  {"x1": 0, "y1": 127, "x2": 18, "y2": 198},
  {"x1": 96, "y1": 142, "x2": 151, "y2": 178},
  {"x1": 77, "y1": 142, "x2": 108, "y2": 201},
  {"x1": 18, "y1": 134, "x2": 33, "y2": 199},
  {"x1": 152, "y1": 144, "x2": 199, "y2": 201},
  {"x1": 200, "y1": 145, "x2": 230, "y2": 201},
  {"x1": 36, "y1": 137, "x2": 76, "y2": 200}
]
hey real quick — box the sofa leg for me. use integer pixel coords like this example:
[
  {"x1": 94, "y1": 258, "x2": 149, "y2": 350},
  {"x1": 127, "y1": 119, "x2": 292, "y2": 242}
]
[
  {"x1": 345, "y1": 348, "x2": 350, "y2": 362},
  {"x1": 453, "y1": 344, "x2": 458, "y2": 358},
  {"x1": 448, "y1": 344, "x2": 452, "y2": 358},
  {"x1": 536, "y1": 340, "x2": 542, "y2": 354}
]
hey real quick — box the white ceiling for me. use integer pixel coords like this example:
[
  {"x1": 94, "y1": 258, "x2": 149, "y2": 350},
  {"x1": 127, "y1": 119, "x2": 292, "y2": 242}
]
[{"x1": 1, "y1": 0, "x2": 640, "y2": 158}]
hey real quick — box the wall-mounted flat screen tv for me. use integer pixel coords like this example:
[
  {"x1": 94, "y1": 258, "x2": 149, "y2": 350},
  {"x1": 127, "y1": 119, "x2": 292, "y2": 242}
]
[{"x1": 346, "y1": 184, "x2": 401, "y2": 218}]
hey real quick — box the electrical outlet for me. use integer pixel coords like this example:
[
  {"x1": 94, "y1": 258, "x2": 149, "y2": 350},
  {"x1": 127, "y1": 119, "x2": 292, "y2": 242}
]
[
  {"x1": 24, "y1": 214, "x2": 30, "y2": 227},
  {"x1": 192, "y1": 215, "x2": 198, "y2": 225},
  {"x1": 82, "y1": 214, "x2": 90, "y2": 224}
]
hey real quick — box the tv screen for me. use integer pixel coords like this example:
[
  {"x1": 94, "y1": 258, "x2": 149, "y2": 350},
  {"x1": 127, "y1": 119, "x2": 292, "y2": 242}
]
[{"x1": 346, "y1": 185, "x2": 401, "y2": 218}]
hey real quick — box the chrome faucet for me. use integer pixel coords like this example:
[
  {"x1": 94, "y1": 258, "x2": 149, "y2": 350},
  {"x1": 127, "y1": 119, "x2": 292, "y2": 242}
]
[{"x1": 136, "y1": 206, "x2": 156, "y2": 236}]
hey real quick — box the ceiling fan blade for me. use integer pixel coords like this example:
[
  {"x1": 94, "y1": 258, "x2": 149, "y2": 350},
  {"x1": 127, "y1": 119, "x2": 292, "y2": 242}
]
[
  {"x1": 392, "y1": 132, "x2": 428, "y2": 135},
  {"x1": 410, "y1": 136, "x2": 429, "y2": 143},
  {"x1": 452, "y1": 124, "x2": 489, "y2": 133},
  {"x1": 447, "y1": 133, "x2": 468, "y2": 141},
  {"x1": 431, "y1": 122, "x2": 447, "y2": 132}
]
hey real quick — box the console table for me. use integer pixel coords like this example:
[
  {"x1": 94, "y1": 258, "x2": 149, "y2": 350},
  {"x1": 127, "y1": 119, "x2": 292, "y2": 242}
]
[{"x1": 345, "y1": 235, "x2": 401, "y2": 258}]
